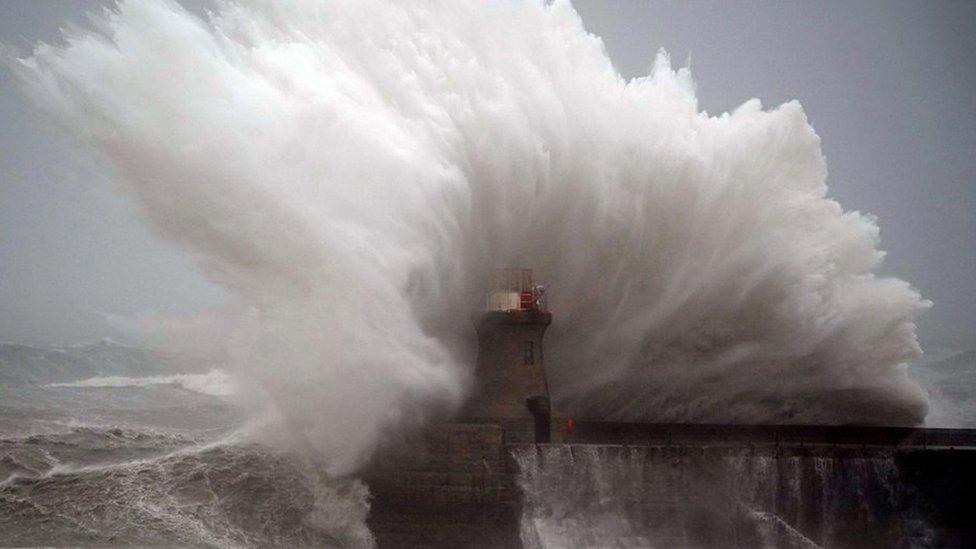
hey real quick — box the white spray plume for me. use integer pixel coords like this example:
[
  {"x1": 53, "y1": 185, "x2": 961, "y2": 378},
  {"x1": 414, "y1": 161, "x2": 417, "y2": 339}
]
[{"x1": 6, "y1": 0, "x2": 929, "y2": 473}]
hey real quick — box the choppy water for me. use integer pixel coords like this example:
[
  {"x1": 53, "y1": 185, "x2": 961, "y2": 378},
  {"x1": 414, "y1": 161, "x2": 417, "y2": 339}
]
[{"x1": 0, "y1": 342, "x2": 372, "y2": 548}]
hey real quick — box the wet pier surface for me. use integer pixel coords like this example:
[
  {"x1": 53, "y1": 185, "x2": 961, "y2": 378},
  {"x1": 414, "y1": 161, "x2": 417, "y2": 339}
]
[{"x1": 563, "y1": 422, "x2": 976, "y2": 449}]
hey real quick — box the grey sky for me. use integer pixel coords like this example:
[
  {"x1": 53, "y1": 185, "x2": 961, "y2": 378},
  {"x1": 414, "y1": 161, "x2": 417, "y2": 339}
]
[{"x1": 1, "y1": 0, "x2": 974, "y2": 350}]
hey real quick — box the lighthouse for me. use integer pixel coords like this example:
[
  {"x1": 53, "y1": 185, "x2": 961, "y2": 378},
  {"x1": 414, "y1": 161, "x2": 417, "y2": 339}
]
[
  {"x1": 462, "y1": 268, "x2": 553, "y2": 443},
  {"x1": 365, "y1": 268, "x2": 553, "y2": 547}
]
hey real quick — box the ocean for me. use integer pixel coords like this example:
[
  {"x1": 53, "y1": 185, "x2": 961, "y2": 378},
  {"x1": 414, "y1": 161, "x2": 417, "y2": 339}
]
[
  {"x1": 3, "y1": 341, "x2": 975, "y2": 548},
  {"x1": 0, "y1": 341, "x2": 372, "y2": 548}
]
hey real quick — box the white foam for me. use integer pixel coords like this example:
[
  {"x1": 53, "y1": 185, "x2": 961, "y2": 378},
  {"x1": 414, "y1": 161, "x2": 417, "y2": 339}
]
[
  {"x1": 7, "y1": 0, "x2": 929, "y2": 473},
  {"x1": 48, "y1": 370, "x2": 237, "y2": 396}
]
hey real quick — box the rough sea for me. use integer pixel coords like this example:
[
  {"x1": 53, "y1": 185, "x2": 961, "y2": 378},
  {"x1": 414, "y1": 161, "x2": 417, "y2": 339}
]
[
  {"x1": 3, "y1": 340, "x2": 974, "y2": 548},
  {"x1": 0, "y1": 341, "x2": 373, "y2": 548}
]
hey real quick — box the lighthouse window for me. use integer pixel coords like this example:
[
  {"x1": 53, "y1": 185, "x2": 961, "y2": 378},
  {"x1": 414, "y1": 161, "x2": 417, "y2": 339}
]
[{"x1": 521, "y1": 341, "x2": 534, "y2": 365}]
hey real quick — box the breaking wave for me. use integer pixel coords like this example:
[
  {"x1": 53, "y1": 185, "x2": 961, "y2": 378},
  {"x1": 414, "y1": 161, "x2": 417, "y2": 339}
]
[
  {"x1": 4, "y1": 0, "x2": 928, "y2": 473},
  {"x1": 0, "y1": 435, "x2": 372, "y2": 548},
  {"x1": 48, "y1": 369, "x2": 237, "y2": 396}
]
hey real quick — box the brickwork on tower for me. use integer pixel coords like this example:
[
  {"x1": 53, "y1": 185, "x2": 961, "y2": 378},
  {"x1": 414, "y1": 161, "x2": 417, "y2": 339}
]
[
  {"x1": 364, "y1": 423, "x2": 522, "y2": 547},
  {"x1": 364, "y1": 304, "x2": 554, "y2": 547},
  {"x1": 462, "y1": 310, "x2": 552, "y2": 436}
]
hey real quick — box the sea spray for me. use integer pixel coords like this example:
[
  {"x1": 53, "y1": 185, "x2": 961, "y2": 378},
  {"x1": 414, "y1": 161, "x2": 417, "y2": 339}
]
[
  {"x1": 5, "y1": 0, "x2": 928, "y2": 473},
  {"x1": 513, "y1": 445, "x2": 924, "y2": 547}
]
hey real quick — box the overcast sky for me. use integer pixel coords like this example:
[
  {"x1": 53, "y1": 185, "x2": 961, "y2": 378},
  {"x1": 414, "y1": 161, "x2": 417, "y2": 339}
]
[{"x1": 1, "y1": 0, "x2": 974, "y2": 350}]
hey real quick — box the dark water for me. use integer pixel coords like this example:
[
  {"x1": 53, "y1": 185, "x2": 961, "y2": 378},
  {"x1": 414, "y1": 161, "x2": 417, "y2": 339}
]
[{"x1": 0, "y1": 342, "x2": 371, "y2": 548}]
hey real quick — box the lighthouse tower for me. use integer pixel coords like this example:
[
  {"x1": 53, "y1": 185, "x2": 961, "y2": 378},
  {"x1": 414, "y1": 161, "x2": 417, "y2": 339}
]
[
  {"x1": 364, "y1": 268, "x2": 552, "y2": 546},
  {"x1": 462, "y1": 268, "x2": 553, "y2": 443}
]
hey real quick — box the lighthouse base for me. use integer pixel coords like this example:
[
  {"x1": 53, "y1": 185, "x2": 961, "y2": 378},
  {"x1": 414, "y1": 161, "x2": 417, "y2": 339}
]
[{"x1": 363, "y1": 422, "x2": 522, "y2": 547}]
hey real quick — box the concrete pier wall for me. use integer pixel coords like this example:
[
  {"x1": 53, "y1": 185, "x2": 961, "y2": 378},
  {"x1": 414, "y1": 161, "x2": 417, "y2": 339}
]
[
  {"x1": 515, "y1": 444, "x2": 976, "y2": 548},
  {"x1": 364, "y1": 423, "x2": 522, "y2": 548},
  {"x1": 364, "y1": 424, "x2": 976, "y2": 548}
]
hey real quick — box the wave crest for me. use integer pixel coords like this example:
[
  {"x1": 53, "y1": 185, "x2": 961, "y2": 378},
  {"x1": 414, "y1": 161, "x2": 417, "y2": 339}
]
[
  {"x1": 6, "y1": 0, "x2": 929, "y2": 472},
  {"x1": 48, "y1": 370, "x2": 237, "y2": 396}
]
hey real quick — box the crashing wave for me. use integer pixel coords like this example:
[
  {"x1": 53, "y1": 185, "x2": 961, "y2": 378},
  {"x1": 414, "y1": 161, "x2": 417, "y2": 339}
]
[{"x1": 4, "y1": 0, "x2": 929, "y2": 472}]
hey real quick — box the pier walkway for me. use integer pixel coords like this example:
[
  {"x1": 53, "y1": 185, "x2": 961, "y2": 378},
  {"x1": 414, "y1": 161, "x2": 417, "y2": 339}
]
[{"x1": 564, "y1": 421, "x2": 976, "y2": 449}]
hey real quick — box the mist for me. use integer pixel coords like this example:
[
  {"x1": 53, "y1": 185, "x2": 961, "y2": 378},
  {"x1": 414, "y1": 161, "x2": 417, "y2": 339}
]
[{"x1": 5, "y1": 0, "x2": 929, "y2": 474}]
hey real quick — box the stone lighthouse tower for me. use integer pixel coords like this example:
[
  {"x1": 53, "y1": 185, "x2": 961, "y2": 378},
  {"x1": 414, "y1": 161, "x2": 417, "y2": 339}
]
[
  {"x1": 462, "y1": 268, "x2": 553, "y2": 443},
  {"x1": 365, "y1": 268, "x2": 552, "y2": 546}
]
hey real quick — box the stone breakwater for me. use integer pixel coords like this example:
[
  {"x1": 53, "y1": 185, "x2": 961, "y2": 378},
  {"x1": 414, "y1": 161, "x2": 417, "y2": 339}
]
[
  {"x1": 515, "y1": 445, "x2": 976, "y2": 548},
  {"x1": 364, "y1": 423, "x2": 523, "y2": 548},
  {"x1": 364, "y1": 424, "x2": 976, "y2": 548}
]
